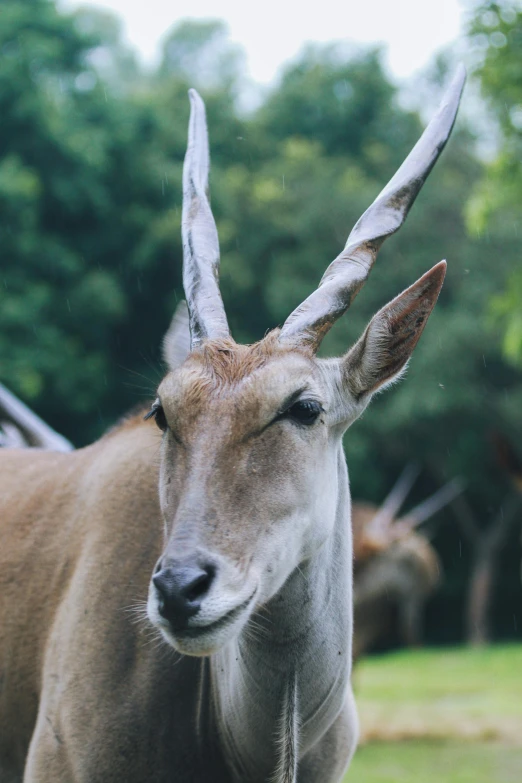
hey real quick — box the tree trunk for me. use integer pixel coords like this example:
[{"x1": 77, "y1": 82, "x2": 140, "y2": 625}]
[{"x1": 466, "y1": 550, "x2": 494, "y2": 645}]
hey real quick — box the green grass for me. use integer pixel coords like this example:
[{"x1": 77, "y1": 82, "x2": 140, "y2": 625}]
[
  {"x1": 345, "y1": 740, "x2": 522, "y2": 782},
  {"x1": 354, "y1": 644, "x2": 522, "y2": 743},
  {"x1": 342, "y1": 645, "x2": 522, "y2": 782}
]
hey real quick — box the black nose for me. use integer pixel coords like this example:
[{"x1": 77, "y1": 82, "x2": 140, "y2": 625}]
[{"x1": 152, "y1": 558, "x2": 216, "y2": 629}]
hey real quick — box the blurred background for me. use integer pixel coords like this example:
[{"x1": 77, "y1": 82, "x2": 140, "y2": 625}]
[{"x1": 1, "y1": 0, "x2": 522, "y2": 779}]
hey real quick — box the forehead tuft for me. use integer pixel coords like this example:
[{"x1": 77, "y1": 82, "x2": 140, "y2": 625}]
[
  {"x1": 159, "y1": 330, "x2": 315, "y2": 411},
  {"x1": 191, "y1": 330, "x2": 292, "y2": 386}
]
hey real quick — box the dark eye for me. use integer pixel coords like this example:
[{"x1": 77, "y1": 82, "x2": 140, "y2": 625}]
[
  {"x1": 144, "y1": 399, "x2": 167, "y2": 432},
  {"x1": 285, "y1": 400, "x2": 323, "y2": 426}
]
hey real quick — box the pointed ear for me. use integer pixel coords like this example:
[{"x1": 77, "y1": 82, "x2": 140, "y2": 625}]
[
  {"x1": 342, "y1": 261, "x2": 446, "y2": 400},
  {"x1": 162, "y1": 301, "x2": 191, "y2": 371}
]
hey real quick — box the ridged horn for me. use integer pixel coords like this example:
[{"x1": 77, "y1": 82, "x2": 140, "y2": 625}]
[
  {"x1": 182, "y1": 89, "x2": 230, "y2": 349},
  {"x1": 279, "y1": 65, "x2": 466, "y2": 351}
]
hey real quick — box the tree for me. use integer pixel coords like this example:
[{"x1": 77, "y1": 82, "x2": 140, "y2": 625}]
[
  {"x1": 466, "y1": 1, "x2": 522, "y2": 365},
  {"x1": 0, "y1": 2, "x2": 189, "y2": 443},
  {"x1": 257, "y1": 44, "x2": 421, "y2": 175},
  {"x1": 158, "y1": 19, "x2": 245, "y2": 96},
  {"x1": 452, "y1": 491, "x2": 522, "y2": 644}
]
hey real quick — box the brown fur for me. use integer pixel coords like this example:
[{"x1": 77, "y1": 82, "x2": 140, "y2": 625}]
[
  {"x1": 192, "y1": 331, "x2": 287, "y2": 385},
  {"x1": 0, "y1": 421, "x2": 167, "y2": 782}
]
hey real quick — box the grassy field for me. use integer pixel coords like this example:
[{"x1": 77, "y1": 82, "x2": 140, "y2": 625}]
[
  {"x1": 343, "y1": 645, "x2": 522, "y2": 782},
  {"x1": 349, "y1": 740, "x2": 522, "y2": 783}
]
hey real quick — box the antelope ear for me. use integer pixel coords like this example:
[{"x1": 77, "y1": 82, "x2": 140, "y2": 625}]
[
  {"x1": 342, "y1": 261, "x2": 446, "y2": 401},
  {"x1": 162, "y1": 301, "x2": 191, "y2": 371}
]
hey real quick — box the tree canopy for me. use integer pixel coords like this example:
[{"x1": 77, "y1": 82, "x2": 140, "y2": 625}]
[{"x1": 466, "y1": 1, "x2": 522, "y2": 365}]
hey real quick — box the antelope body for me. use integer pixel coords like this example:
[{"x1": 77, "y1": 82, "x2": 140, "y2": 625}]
[{"x1": 0, "y1": 70, "x2": 464, "y2": 782}]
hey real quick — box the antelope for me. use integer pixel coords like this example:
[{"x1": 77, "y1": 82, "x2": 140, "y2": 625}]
[
  {"x1": 0, "y1": 68, "x2": 465, "y2": 783},
  {"x1": 351, "y1": 465, "x2": 462, "y2": 659}
]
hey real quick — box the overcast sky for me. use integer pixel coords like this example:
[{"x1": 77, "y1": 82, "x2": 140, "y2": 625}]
[{"x1": 60, "y1": 0, "x2": 466, "y2": 84}]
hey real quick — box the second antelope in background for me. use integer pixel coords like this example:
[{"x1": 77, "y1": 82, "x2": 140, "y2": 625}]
[
  {"x1": 0, "y1": 68, "x2": 464, "y2": 783},
  {"x1": 352, "y1": 464, "x2": 462, "y2": 660}
]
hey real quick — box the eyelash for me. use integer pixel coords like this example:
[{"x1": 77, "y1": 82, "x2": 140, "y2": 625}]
[
  {"x1": 144, "y1": 400, "x2": 167, "y2": 432},
  {"x1": 279, "y1": 399, "x2": 324, "y2": 426}
]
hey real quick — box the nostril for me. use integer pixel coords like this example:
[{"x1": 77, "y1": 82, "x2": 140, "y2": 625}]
[
  {"x1": 152, "y1": 560, "x2": 217, "y2": 627},
  {"x1": 152, "y1": 572, "x2": 168, "y2": 604},
  {"x1": 183, "y1": 564, "x2": 215, "y2": 602}
]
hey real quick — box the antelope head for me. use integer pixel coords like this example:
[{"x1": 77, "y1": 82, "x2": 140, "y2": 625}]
[{"x1": 147, "y1": 71, "x2": 465, "y2": 656}]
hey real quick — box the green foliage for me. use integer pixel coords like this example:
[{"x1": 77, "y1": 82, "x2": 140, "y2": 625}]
[
  {"x1": 257, "y1": 45, "x2": 421, "y2": 174},
  {"x1": 158, "y1": 19, "x2": 245, "y2": 95},
  {"x1": 466, "y1": 2, "x2": 522, "y2": 365},
  {"x1": 0, "y1": 1, "x2": 184, "y2": 440},
  {"x1": 469, "y1": 1, "x2": 522, "y2": 136},
  {"x1": 490, "y1": 270, "x2": 522, "y2": 363}
]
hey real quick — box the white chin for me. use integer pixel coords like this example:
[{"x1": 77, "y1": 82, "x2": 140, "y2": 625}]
[
  {"x1": 159, "y1": 618, "x2": 244, "y2": 656},
  {"x1": 147, "y1": 597, "x2": 254, "y2": 657},
  {"x1": 146, "y1": 585, "x2": 257, "y2": 656}
]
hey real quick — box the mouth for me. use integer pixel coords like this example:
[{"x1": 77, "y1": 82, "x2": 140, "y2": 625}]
[
  {"x1": 174, "y1": 590, "x2": 256, "y2": 640},
  {"x1": 150, "y1": 588, "x2": 258, "y2": 655}
]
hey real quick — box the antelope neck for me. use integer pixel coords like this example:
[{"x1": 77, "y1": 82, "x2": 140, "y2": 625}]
[{"x1": 209, "y1": 446, "x2": 353, "y2": 781}]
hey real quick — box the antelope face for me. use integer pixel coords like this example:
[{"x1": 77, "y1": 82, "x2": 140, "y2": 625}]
[
  {"x1": 147, "y1": 341, "x2": 345, "y2": 655},
  {"x1": 146, "y1": 69, "x2": 464, "y2": 655}
]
